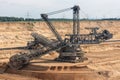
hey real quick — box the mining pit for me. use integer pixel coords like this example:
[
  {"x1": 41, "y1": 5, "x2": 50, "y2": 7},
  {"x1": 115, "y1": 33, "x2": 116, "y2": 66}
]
[{"x1": 0, "y1": 21, "x2": 120, "y2": 80}]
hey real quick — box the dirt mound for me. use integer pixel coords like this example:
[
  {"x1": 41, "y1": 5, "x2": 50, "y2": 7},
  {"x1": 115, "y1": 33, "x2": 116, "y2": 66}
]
[{"x1": 5, "y1": 62, "x2": 106, "y2": 80}]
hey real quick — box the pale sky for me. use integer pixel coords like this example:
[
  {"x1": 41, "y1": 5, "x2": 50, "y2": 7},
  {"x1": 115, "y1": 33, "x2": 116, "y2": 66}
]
[{"x1": 0, "y1": 0, "x2": 120, "y2": 19}]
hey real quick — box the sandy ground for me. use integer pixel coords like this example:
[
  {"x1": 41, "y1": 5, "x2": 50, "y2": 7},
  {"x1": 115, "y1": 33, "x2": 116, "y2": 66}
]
[{"x1": 0, "y1": 21, "x2": 120, "y2": 80}]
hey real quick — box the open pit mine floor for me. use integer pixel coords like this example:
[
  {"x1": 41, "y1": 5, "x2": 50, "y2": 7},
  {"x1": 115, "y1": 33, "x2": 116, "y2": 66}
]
[
  {"x1": 1, "y1": 50, "x2": 119, "y2": 80},
  {"x1": 0, "y1": 43, "x2": 120, "y2": 80},
  {"x1": 0, "y1": 59, "x2": 107, "y2": 80},
  {"x1": 0, "y1": 21, "x2": 120, "y2": 80}
]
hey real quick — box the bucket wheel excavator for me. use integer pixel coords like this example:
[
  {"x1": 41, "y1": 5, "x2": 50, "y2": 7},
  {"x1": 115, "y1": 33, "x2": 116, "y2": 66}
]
[{"x1": 8, "y1": 5, "x2": 113, "y2": 70}]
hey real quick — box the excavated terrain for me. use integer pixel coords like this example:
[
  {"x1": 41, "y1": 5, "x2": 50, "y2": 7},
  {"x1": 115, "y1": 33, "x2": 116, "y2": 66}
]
[{"x1": 0, "y1": 20, "x2": 120, "y2": 80}]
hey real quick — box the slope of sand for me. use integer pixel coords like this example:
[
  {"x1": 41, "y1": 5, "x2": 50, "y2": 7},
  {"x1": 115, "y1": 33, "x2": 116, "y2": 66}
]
[{"x1": 0, "y1": 20, "x2": 120, "y2": 80}]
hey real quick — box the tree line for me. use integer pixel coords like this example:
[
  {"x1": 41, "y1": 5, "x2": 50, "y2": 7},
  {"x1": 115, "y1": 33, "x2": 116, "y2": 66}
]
[
  {"x1": 0, "y1": 16, "x2": 120, "y2": 22},
  {"x1": 0, "y1": 17, "x2": 42, "y2": 22}
]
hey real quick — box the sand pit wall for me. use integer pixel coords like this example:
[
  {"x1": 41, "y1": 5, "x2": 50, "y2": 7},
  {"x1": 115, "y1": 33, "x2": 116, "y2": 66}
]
[{"x1": 0, "y1": 20, "x2": 120, "y2": 58}]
